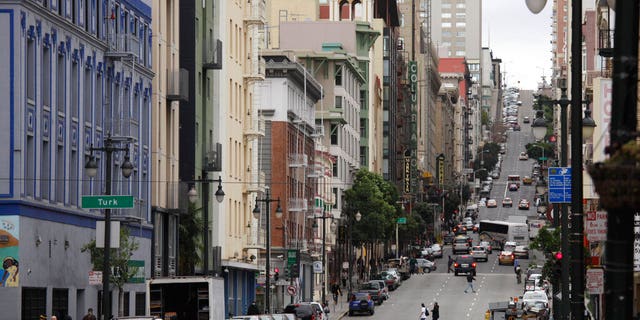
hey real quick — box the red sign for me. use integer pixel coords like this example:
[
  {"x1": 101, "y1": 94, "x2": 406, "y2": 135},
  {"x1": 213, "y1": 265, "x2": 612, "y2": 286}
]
[
  {"x1": 585, "y1": 211, "x2": 607, "y2": 242},
  {"x1": 549, "y1": 135, "x2": 556, "y2": 142}
]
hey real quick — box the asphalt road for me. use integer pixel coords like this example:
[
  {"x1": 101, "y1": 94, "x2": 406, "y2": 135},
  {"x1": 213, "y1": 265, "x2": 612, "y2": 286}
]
[{"x1": 341, "y1": 90, "x2": 549, "y2": 319}]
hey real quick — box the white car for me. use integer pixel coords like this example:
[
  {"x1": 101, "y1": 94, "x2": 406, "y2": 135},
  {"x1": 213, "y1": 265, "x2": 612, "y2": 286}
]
[
  {"x1": 487, "y1": 199, "x2": 498, "y2": 208},
  {"x1": 470, "y1": 246, "x2": 489, "y2": 262},
  {"x1": 522, "y1": 290, "x2": 549, "y2": 307},
  {"x1": 430, "y1": 244, "x2": 443, "y2": 258},
  {"x1": 415, "y1": 258, "x2": 437, "y2": 272}
]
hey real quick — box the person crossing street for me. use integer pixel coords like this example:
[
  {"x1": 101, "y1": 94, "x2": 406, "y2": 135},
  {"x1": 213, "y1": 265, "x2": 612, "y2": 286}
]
[{"x1": 464, "y1": 273, "x2": 476, "y2": 293}]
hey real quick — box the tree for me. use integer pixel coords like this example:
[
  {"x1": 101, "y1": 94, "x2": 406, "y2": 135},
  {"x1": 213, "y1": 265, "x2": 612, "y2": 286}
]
[
  {"x1": 178, "y1": 203, "x2": 203, "y2": 275},
  {"x1": 81, "y1": 226, "x2": 140, "y2": 317},
  {"x1": 529, "y1": 226, "x2": 561, "y2": 281}
]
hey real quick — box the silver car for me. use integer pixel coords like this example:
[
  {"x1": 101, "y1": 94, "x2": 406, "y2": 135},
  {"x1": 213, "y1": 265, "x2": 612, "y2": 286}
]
[
  {"x1": 430, "y1": 244, "x2": 443, "y2": 258},
  {"x1": 470, "y1": 246, "x2": 489, "y2": 262}
]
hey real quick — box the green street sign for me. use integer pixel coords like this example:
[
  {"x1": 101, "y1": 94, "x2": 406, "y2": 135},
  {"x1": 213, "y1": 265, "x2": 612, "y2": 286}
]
[
  {"x1": 539, "y1": 157, "x2": 548, "y2": 161},
  {"x1": 82, "y1": 195, "x2": 134, "y2": 209},
  {"x1": 397, "y1": 217, "x2": 407, "y2": 224}
]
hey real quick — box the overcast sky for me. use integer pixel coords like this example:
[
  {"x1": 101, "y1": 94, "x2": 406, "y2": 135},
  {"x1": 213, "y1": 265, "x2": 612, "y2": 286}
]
[{"x1": 482, "y1": 0, "x2": 553, "y2": 90}]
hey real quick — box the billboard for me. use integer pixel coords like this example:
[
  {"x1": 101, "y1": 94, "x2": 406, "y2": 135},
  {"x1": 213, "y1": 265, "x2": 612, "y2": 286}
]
[{"x1": 0, "y1": 216, "x2": 19, "y2": 287}]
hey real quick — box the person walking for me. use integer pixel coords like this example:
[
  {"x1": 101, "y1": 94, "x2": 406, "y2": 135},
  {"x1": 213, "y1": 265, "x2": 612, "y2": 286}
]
[
  {"x1": 431, "y1": 302, "x2": 440, "y2": 320},
  {"x1": 447, "y1": 256, "x2": 454, "y2": 273},
  {"x1": 82, "y1": 309, "x2": 96, "y2": 320},
  {"x1": 464, "y1": 273, "x2": 476, "y2": 293},
  {"x1": 418, "y1": 303, "x2": 429, "y2": 320},
  {"x1": 247, "y1": 301, "x2": 260, "y2": 315}
]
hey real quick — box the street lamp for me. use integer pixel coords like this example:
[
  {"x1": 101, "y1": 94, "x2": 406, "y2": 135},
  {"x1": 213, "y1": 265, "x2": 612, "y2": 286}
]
[
  {"x1": 311, "y1": 215, "x2": 337, "y2": 304},
  {"x1": 188, "y1": 176, "x2": 225, "y2": 276},
  {"x1": 85, "y1": 134, "x2": 134, "y2": 320},
  {"x1": 531, "y1": 110, "x2": 547, "y2": 141},
  {"x1": 253, "y1": 189, "x2": 282, "y2": 314}
]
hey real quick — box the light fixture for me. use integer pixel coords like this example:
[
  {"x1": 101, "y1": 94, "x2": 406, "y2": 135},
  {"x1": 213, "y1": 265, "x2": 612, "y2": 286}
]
[
  {"x1": 120, "y1": 154, "x2": 134, "y2": 178},
  {"x1": 355, "y1": 211, "x2": 362, "y2": 222},
  {"x1": 85, "y1": 154, "x2": 98, "y2": 178},
  {"x1": 330, "y1": 221, "x2": 337, "y2": 232},
  {"x1": 187, "y1": 185, "x2": 198, "y2": 204},
  {"x1": 525, "y1": 0, "x2": 547, "y2": 14},
  {"x1": 214, "y1": 176, "x2": 225, "y2": 203},
  {"x1": 531, "y1": 110, "x2": 547, "y2": 141},
  {"x1": 582, "y1": 108, "x2": 597, "y2": 140},
  {"x1": 275, "y1": 202, "x2": 283, "y2": 219}
]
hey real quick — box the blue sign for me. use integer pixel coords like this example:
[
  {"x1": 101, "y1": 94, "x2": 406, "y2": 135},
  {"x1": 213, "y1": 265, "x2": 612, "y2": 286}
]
[{"x1": 548, "y1": 167, "x2": 572, "y2": 203}]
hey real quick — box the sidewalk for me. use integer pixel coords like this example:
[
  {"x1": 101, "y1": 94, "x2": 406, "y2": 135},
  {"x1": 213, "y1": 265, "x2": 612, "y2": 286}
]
[{"x1": 328, "y1": 295, "x2": 350, "y2": 319}]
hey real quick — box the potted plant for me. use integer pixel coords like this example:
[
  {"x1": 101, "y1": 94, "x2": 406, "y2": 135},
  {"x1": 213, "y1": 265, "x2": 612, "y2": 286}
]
[{"x1": 588, "y1": 140, "x2": 640, "y2": 210}]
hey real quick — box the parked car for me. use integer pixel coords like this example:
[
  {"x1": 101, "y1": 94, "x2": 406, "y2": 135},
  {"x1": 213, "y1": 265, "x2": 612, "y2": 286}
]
[
  {"x1": 523, "y1": 116, "x2": 530, "y2": 123},
  {"x1": 368, "y1": 279, "x2": 389, "y2": 300},
  {"x1": 375, "y1": 272, "x2": 399, "y2": 291},
  {"x1": 430, "y1": 243, "x2": 443, "y2": 258},
  {"x1": 502, "y1": 197, "x2": 513, "y2": 207},
  {"x1": 284, "y1": 302, "x2": 323, "y2": 320},
  {"x1": 470, "y1": 246, "x2": 489, "y2": 262},
  {"x1": 519, "y1": 152, "x2": 529, "y2": 160},
  {"x1": 453, "y1": 255, "x2": 477, "y2": 276},
  {"x1": 415, "y1": 258, "x2": 437, "y2": 273},
  {"x1": 348, "y1": 292, "x2": 375, "y2": 316},
  {"x1": 359, "y1": 282, "x2": 385, "y2": 305}
]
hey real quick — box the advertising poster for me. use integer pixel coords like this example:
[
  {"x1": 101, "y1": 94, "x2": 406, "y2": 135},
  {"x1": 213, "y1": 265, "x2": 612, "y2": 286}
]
[{"x1": 0, "y1": 216, "x2": 19, "y2": 287}]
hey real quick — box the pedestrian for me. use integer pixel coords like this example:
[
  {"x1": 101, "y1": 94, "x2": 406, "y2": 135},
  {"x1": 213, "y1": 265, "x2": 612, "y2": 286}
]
[
  {"x1": 464, "y1": 273, "x2": 476, "y2": 293},
  {"x1": 82, "y1": 309, "x2": 97, "y2": 320},
  {"x1": 418, "y1": 303, "x2": 429, "y2": 320},
  {"x1": 247, "y1": 301, "x2": 260, "y2": 315},
  {"x1": 447, "y1": 255, "x2": 454, "y2": 273},
  {"x1": 431, "y1": 302, "x2": 440, "y2": 320},
  {"x1": 331, "y1": 282, "x2": 341, "y2": 306}
]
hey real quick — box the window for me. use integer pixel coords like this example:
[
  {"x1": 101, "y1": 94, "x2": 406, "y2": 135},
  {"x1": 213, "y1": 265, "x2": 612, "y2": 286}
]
[
  {"x1": 441, "y1": 13, "x2": 451, "y2": 18},
  {"x1": 84, "y1": 67, "x2": 91, "y2": 122},
  {"x1": 57, "y1": 54, "x2": 65, "y2": 113},
  {"x1": 456, "y1": 31, "x2": 465, "y2": 37},
  {"x1": 334, "y1": 96, "x2": 342, "y2": 108},
  {"x1": 27, "y1": 38, "x2": 35, "y2": 102},
  {"x1": 71, "y1": 60, "x2": 79, "y2": 118},
  {"x1": 334, "y1": 65, "x2": 343, "y2": 86},
  {"x1": 456, "y1": 3, "x2": 466, "y2": 9},
  {"x1": 22, "y1": 288, "x2": 46, "y2": 320},
  {"x1": 330, "y1": 124, "x2": 338, "y2": 145},
  {"x1": 441, "y1": 22, "x2": 452, "y2": 28},
  {"x1": 456, "y1": 12, "x2": 466, "y2": 18},
  {"x1": 397, "y1": 37, "x2": 405, "y2": 50},
  {"x1": 41, "y1": 129, "x2": 50, "y2": 200},
  {"x1": 455, "y1": 50, "x2": 466, "y2": 56},
  {"x1": 135, "y1": 292, "x2": 146, "y2": 315},
  {"x1": 96, "y1": 73, "x2": 103, "y2": 127},
  {"x1": 52, "y1": 288, "x2": 69, "y2": 318},
  {"x1": 123, "y1": 292, "x2": 130, "y2": 316},
  {"x1": 26, "y1": 132, "x2": 35, "y2": 197},
  {"x1": 42, "y1": 46, "x2": 51, "y2": 107},
  {"x1": 56, "y1": 143, "x2": 64, "y2": 203},
  {"x1": 456, "y1": 22, "x2": 466, "y2": 28}
]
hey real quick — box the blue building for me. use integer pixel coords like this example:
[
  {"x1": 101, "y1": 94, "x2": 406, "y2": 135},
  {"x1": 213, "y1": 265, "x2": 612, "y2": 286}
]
[{"x1": 0, "y1": 0, "x2": 153, "y2": 318}]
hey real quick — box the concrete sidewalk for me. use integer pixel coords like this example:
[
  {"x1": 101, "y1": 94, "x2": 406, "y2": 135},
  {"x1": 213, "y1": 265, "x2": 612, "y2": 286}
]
[{"x1": 328, "y1": 295, "x2": 350, "y2": 319}]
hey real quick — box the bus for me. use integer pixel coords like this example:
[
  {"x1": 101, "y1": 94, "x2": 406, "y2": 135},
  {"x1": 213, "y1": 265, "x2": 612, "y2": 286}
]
[{"x1": 478, "y1": 220, "x2": 529, "y2": 249}]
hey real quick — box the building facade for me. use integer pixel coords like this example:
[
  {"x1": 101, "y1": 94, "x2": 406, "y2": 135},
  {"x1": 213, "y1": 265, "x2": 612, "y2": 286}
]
[{"x1": 0, "y1": 0, "x2": 153, "y2": 318}]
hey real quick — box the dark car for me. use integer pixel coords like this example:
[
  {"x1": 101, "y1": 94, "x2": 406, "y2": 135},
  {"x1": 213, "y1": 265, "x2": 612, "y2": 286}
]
[
  {"x1": 283, "y1": 303, "x2": 322, "y2": 320},
  {"x1": 358, "y1": 282, "x2": 384, "y2": 305},
  {"x1": 443, "y1": 233, "x2": 455, "y2": 245},
  {"x1": 454, "y1": 255, "x2": 477, "y2": 276},
  {"x1": 348, "y1": 292, "x2": 375, "y2": 316}
]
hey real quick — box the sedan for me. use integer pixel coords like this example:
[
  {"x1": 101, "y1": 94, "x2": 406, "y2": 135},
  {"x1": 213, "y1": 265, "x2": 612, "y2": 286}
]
[
  {"x1": 415, "y1": 258, "x2": 437, "y2": 273},
  {"x1": 519, "y1": 152, "x2": 529, "y2": 160},
  {"x1": 348, "y1": 292, "x2": 375, "y2": 316},
  {"x1": 514, "y1": 246, "x2": 530, "y2": 259},
  {"x1": 502, "y1": 197, "x2": 513, "y2": 207},
  {"x1": 470, "y1": 246, "x2": 489, "y2": 262},
  {"x1": 498, "y1": 251, "x2": 516, "y2": 265},
  {"x1": 430, "y1": 244, "x2": 443, "y2": 258},
  {"x1": 518, "y1": 199, "x2": 531, "y2": 210},
  {"x1": 523, "y1": 176, "x2": 533, "y2": 185},
  {"x1": 487, "y1": 199, "x2": 498, "y2": 208},
  {"x1": 509, "y1": 183, "x2": 519, "y2": 191}
]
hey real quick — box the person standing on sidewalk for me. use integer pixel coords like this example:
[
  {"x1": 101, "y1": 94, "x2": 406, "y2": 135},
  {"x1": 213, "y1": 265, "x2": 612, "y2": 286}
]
[{"x1": 464, "y1": 273, "x2": 476, "y2": 293}]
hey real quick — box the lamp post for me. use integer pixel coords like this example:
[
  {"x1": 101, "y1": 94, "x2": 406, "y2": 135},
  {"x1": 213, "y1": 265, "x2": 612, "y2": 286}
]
[
  {"x1": 85, "y1": 135, "x2": 134, "y2": 320},
  {"x1": 188, "y1": 176, "x2": 225, "y2": 275},
  {"x1": 312, "y1": 215, "x2": 337, "y2": 304},
  {"x1": 253, "y1": 188, "x2": 282, "y2": 314},
  {"x1": 347, "y1": 211, "x2": 362, "y2": 294}
]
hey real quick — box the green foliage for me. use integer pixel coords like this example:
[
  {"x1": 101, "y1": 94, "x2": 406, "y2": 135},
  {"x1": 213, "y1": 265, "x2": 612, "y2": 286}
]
[
  {"x1": 481, "y1": 110, "x2": 489, "y2": 126},
  {"x1": 473, "y1": 143, "x2": 501, "y2": 180},
  {"x1": 81, "y1": 226, "x2": 140, "y2": 289},
  {"x1": 344, "y1": 168, "x2": 398, "y2": 245},
  {"x1": 529, "y1": 226, "x2": 561, "y2": 281},
  {"x1": 525, "y1": 142, "x2": 555, "y2": 160},
  {"x1": 178, "y1": 203, "x2": 203, "y2": 275}
]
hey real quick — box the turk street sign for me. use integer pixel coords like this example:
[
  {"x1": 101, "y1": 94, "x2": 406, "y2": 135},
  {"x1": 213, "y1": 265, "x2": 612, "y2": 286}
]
[{"x1": 82, "y1": 195, "x2": 135, "y2": 209}]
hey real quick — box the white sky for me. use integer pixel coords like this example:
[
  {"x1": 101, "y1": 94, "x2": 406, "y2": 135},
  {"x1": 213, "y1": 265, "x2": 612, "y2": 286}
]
[{"x1": 482, "y1": 0, "x2": 554, "y2": 90}]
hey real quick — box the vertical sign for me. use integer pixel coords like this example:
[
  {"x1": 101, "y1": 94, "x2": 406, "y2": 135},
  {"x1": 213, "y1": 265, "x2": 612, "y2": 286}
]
[
  {"x1": 408, "y1": 61, "x2": 418, "y2": 194},
  {"x1": 404, "y1": 155, "x2": 411, "y2": 194},
  {"x1": 436, "y1": 154, "x2": 445, "y2": 187}
]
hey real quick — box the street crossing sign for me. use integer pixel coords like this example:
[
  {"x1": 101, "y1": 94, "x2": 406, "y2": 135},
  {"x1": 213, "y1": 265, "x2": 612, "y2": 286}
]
[{"x1": 548, "y1": 167, "x2": 572, "y2": 203}]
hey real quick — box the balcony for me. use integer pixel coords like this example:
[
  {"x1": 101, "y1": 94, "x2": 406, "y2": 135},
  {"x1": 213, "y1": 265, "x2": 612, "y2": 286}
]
[
  {"x1": 288, "y1": 154, "x2": 308, "y2": 168},
  {"x1": 203, "y1": 39, "x2": 223, "y2": 70},
  {"x1": 288, "y1": 198, "x2": 308, "y2": 212},
  {"x1": 167, "y1": 68, "x2": 189, "y2": 102},
  {"x1": 310, "y1": 125, "x2": 325, "y2": 138},
  {"x1": 306, "y1": 164, "x2": 324, "y2": 178},
  {"x1": 112, "y1": 34, "x2": 140, "y2": 57},
  {"x1": 244, "y1": 0, "x2": 266, "y2": 26},
  {"x1": 244, "y1": 170, "x2": 265, "y2": 194},
  {"x1": 244, "y1": 228, "x2": 265, "y2": 250},
  {"x1": 244, "y1": 117, "x2": 265, "y2": 139},
  {"x1": 243, "y1": 56, "x2": 265, "y2": 82}
]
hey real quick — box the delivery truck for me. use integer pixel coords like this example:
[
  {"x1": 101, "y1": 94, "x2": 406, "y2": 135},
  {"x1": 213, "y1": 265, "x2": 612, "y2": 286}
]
[{"x1": 146, "y1": 276, "x2": 225, "y2": 320}]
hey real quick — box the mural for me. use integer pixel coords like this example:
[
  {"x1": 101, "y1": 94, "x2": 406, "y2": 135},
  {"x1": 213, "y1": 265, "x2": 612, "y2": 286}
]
[{"x1": 0, "y1": 216, "x2": 19, "y2": 287}]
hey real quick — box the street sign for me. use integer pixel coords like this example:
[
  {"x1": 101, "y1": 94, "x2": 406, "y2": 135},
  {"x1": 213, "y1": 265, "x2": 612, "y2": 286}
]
[
  {"x1": 287, "y1": 285, "x2": 297, "y2": 296},
  {"x1": 539, "y1": 156, "x2": 548, "y2": 161},
  {"x1": 586, "y1": 268, "x2": 603, "y2": 294},
  {"x1": 548, "y1": 167, "x2": 572, "y2": 203},
  {"x1": 82, "y1": 195, "x2": 134, "y2": 209},
  {"x1": 585, "y1": 211, "x2": 607, "y2": 242},
  {"x1": 397, "y1": 217, "x2": 407, "y2": 224},
  {"x1": 313, "y1": 261, "x2": 323, "y2": 274},
  {"x1": 88, "y1": 271, "x2": 102, "y2": 285}
]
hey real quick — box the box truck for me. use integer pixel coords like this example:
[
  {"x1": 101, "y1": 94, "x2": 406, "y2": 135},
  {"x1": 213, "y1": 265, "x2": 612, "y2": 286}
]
[{"x1": 147, "y1": 276, "x2": 225, "y2": 320}]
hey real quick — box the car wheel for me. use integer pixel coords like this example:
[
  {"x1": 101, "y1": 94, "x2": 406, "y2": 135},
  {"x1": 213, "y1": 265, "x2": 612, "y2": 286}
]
[
  {"x1": 455, "y1": 271, "x2": 458, "y2": 276},
  {"x1": 371, "y1": 308, "x2": 375, "y2": 315},
  {"x1": 473, "y1": 270, "x2": 477, "y2": 276},
  {"x1": 349, "y1": 311, "x2": 354, "y2": 316}
]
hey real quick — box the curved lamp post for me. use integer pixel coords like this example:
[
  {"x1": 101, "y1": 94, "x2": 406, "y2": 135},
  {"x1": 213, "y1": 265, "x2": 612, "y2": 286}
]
[
  {"x1": 253, "y1": 189, "x2": 282, "y2": 314},
  {"x1": 188, "y1": 176, "x2": 225, "y2": 277},
  {"x1": 85, "y1": 135, "x2": 134, "y2": 320}
]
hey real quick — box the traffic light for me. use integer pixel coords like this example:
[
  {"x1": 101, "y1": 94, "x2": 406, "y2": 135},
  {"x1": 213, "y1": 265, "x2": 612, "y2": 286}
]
[
  {"x1": 284, "y1": 266, "x2": 290, "y2": 279},
  {"x1": 274, "y1": 268, "x2": 279, "y2": 281},
  {"x1": 552, "y1": 251, "x2": 563, "y2": 278}
]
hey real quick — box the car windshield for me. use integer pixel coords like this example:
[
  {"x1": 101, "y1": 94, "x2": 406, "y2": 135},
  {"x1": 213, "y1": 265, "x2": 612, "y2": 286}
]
[
  {"x1": 456, "y1": 256, "x2": 473, "y2": 263},
  {"x1": 472, "y1": 246, "x2": 484, "y2": 251},
  {"x1": 353, "y1": 293, "x2": 369, "y2": 300},
  {"x1": 523, "y1": 291, "x2": 548, "y2": 301}
]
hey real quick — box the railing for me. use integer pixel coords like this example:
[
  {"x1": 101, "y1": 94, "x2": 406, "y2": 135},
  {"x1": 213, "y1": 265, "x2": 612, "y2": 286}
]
[
  {"x1": 244, "y1": 0, "x2": 266, "y2": 25},
  {"x1": 288, "y1": 154, "x2": 309, "y2": 168},
  {"x1": 288, "y1": 198, "x2": 308, "y2": 212}
]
